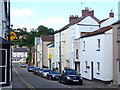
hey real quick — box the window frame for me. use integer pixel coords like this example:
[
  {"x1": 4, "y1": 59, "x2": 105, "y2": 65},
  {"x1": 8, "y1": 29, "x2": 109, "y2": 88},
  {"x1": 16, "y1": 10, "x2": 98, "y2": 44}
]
[
  {"x1": 76, "y1": 49, "x2": 79, "y2": 59},
  {"x1": 97, "y1": 39, "x2": 100, "y2": 51},
  {"x1": 117, "y1": 28, "x2": 120, "y2": 41}
]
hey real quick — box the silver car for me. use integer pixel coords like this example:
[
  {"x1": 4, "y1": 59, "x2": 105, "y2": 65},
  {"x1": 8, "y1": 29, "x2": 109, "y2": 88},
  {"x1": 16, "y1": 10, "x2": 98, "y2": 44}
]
[{"x1": 41, "y1": 69, "x2": 51, "y2": 78}]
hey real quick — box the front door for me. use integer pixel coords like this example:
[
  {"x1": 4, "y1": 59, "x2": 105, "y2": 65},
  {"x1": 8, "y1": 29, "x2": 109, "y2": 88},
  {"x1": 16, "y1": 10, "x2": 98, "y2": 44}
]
[
  {"x1": 91, "y1": 62, "x2": 94, "y2": 80},
  {"x1": 0, "y1": 49, "x2": 7, "y2": 85},
  {"x1": 75, "y1": 62, "x2": 80, "y2": 72}
]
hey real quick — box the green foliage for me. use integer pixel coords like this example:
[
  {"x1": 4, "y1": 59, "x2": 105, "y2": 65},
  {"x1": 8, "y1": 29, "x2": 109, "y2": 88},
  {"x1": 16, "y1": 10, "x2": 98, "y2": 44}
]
[{"x1": 11, "y1": 25, "x2": 54, "y2": 61}]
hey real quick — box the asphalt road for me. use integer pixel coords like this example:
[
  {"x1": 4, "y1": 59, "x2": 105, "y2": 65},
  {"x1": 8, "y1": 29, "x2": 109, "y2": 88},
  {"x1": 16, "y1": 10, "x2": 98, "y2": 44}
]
[{"x1": 12, "y1": 62, "x2": 119, "y2": 90}]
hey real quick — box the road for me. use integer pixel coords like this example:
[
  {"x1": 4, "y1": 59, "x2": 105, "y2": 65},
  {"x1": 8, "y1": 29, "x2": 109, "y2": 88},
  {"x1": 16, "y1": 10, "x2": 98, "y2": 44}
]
[{"x1": 12, "y1": 62, "x2": 119, "y2": 90}]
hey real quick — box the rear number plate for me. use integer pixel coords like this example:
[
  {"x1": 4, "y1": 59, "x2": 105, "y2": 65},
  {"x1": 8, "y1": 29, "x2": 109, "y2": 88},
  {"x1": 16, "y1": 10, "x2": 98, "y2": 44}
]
[{"x1": 73, "y1": 80, "x2": 79, "y2": 82}]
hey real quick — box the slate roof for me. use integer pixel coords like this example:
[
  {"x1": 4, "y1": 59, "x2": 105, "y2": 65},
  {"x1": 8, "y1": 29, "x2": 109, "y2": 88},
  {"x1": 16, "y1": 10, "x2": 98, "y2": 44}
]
[
  {"x1": 13, "y1": 48, "x2": 28, "y2": 52},
  {"x1": 41, "y1": 35, "x2": 54, "y2": 42},
  {"x1": 99, "y1": 18, "x2": 109, "y2": 24},
  {"x1": 112, "y1": 20, "x2": 120, "y2": 25},
  {"x1": 81, "y1": 25, "x2": 112, "y2": 38},
  {"x1": 55, "y1": 16, "x2": 100, "y2": 33}
]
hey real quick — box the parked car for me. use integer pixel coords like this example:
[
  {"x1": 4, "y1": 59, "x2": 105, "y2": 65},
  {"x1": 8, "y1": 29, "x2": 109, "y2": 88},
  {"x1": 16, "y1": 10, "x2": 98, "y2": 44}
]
[
  {"x1": 46, "y1": 71, "x2": 60, "y2": 80},
  {"x1": 33, "y1": 67, "x2": 40, "y2": 75},
  {"x1": 21, "y1": 63, "x2": 26, "y2": 68},
  {"x1": 38, "y1": 68, "x2": 43, "y2": 76},
  {"x1": 41, "y1": 69, "x2": 51, "y2": 78},
  {"x1": 59, "y1": 69, "x2": 83, "y2": 85},
  {"x1": 27, "y1": 66, "x2": 35, "y2": 72}
]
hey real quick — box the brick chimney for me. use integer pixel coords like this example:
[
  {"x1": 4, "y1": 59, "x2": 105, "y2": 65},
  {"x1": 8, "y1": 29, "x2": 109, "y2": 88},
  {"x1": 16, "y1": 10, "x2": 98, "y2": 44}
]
[
  {"x1": 109, "y1": 9, "x2": 114, "y2": 18},
  {"x1": 82, "y1": 7, "x2": 94, "y2": 17},
  {"x1": 69, "y1": 15, "x2": 79, "y2": 23}
]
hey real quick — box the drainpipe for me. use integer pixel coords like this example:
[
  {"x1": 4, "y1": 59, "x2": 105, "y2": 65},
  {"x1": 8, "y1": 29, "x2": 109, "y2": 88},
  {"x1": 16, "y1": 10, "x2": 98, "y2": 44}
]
[{"x1": 59, "y1": 32, "x2": 62, "y2": 73}]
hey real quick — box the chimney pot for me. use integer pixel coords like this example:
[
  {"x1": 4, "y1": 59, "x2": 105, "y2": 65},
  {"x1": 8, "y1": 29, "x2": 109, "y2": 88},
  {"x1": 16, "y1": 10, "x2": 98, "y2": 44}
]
[
  {"x1": 82, "y1": 7, "x2": 94, "y2": 17},
  {"x1": 109, "y1": 9, "x2": 114, "y2": 18},
  {"x1": 69, "y1": 15, "x2": 79, "y2": 23}
]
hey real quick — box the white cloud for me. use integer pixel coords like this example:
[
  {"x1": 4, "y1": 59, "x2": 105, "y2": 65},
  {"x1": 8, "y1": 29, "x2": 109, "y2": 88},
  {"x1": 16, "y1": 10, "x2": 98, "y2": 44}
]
[
  {"x1": 11, "y1": 8, "x2": 36, "y2": 31},
  {"x1": 37, "y1": 17, "x2": 68, "y2": 30},
  {"x1": 11, "y1": 8, "x2": 34, "y2": 17}
]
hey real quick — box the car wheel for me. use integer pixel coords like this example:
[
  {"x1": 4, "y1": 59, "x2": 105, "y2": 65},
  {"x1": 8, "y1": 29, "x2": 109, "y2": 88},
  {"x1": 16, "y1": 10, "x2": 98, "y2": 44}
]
[
  {"x1": 59, "y1": 78, "x2": 61, "y2": 83},
  {"x1": 79, "y1": 80, "x2": 83, "y2": 85},
  {"x1": 63, "y1": 80, "x2": 67, "y2": 85},
  {"x1": 50, "y1": 76, "x2": 52, "y2": 80}
]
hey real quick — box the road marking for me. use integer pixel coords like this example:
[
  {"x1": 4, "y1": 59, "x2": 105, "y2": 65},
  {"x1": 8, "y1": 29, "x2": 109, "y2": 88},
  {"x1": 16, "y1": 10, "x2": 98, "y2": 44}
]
[{"x1": 13, "y1": 64, "x2": 35, "y2": 90}]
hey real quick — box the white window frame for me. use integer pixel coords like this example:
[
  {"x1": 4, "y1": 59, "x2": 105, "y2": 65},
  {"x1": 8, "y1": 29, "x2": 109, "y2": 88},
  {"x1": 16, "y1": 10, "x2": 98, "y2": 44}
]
[
  {"x1": 83, "y1": 41, "x2": 85, "y2": 51},
  {"x1": 0, "y1": 49, "x2": 7, "y2": 85},
  {"x1": 97, "y1": 39, "x2": 100, "y2": 51},
  {"x1": 117, "y1": 28, "x2": 120, "y2": 41}
]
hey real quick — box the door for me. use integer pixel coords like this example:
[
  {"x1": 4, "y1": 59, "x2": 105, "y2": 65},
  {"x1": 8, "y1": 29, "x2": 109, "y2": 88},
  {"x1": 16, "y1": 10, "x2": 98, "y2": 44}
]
[
  {"x1": 75, "y1": 62, "x2": 80, "y2": 72},
  {"x1": 0, "y1": 49, "x2": 7, "y2": 85},
  {"x1": 117, "y1": 61, "x2": 120, "y2": 84},
  {"x1": 91, "y1": 62, "x2": 94, "y2": 80}
]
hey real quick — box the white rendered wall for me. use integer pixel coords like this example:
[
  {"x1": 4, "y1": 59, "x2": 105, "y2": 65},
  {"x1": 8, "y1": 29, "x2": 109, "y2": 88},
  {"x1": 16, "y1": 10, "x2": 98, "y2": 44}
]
[{"x1": 80, "y1": 31, "x2": 113, "y2": 81}]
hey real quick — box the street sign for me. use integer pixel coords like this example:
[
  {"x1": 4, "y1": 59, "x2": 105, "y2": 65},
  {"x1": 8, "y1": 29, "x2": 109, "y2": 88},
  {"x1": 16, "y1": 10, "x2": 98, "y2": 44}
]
[{"x1": 5, "y1": 31, "x2": 16, "y2": 40}]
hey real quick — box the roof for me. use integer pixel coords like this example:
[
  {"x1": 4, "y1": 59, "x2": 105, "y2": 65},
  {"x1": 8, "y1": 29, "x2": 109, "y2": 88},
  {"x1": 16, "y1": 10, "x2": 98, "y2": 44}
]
[
  {"x1": 0, "y1": 37, "x2": 13, "y2": 45},
  {"x1": 13, "y1": 48, "x2": 28, "y2": 52},
  {"x1": 55, "y1": 16, "x2": 100, "y2": 33},
  {"x1": 112, "y1": 20, "x2": 120, "y2": 25},
  {"x1": 99, "y1": 18, "x2": 109, "y2": 24},
  {"x1": 41, "y1": 35, "x2": 54, "y2": 42},
  {"x1": 81, "y1": 25, "x2": 112, "y2": 38}
]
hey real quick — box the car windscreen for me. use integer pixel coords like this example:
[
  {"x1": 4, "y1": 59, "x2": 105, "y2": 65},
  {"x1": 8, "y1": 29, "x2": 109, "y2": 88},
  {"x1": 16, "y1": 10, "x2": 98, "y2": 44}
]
[
  {"x1": 36, "y1": 68, "x2": 40, "y2": 70},
  {"x1": 43, "y1": 70, "x2": 50, "y2": 72},
  {"x1": 50, "y1": 71, "x2": 59, "y2": 74},
  {"x1": 29, "y1": 66, "x2": 34, "y2": 68},
  {"x1": 66, "y1": 70, "x2": 77, "y2": 75}
]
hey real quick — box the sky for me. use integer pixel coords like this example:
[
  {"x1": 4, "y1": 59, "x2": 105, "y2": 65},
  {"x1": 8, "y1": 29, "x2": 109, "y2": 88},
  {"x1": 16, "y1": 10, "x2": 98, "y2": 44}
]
[{"x1": 11, "y1": 0, "x2": 120, "y2": 32}]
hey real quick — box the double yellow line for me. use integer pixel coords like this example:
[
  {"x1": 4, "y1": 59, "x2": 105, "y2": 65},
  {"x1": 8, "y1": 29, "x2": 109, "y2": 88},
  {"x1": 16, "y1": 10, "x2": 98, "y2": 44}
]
[{"x1": 13, "y1": 65, "x2": 35, "y2": 90}]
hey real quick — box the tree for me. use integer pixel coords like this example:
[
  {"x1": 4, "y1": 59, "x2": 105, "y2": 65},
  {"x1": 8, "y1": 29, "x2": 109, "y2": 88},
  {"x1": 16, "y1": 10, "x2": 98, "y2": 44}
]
[
  {"x1": 37, "y1": 25, "x2": 49, "y2": 35},
  {"x1": 11, "y1": 25, "x2": 54, "y2": 62}
]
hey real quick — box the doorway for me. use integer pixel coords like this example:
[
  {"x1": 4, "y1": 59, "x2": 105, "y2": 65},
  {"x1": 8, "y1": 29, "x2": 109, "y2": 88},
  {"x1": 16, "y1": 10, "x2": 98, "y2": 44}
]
[{"x1": 75, "y1": 62, "x2": 80, "y2": 72}]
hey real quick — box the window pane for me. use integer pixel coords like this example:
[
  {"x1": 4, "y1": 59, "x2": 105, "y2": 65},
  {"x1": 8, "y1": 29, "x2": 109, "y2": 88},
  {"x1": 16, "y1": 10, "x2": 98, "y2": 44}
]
[
  {"x1": 0, "y1": 67, "x2": 5, "y2": 82},
  {"x1": 117, "y1": 29, "x2": 120, "y2": 41},
  {"x1": 0, "y1": 50, "x2": 6, "y2": 66},
  {"x1": 119, "y1": 61, "x2": 120, "y2": 72}
]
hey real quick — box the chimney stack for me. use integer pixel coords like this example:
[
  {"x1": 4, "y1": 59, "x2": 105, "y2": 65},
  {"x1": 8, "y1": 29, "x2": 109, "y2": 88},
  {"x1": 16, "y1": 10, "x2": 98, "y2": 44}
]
[
  {"x1": 69, "y1": 15, "x2": 79, "y2": 23},
  {"x1": 82, "y1": 7, "x2": 94, "y2": 17},
  {"x1": 109, "y1": 9, "x2": 114, "y2": 18}
]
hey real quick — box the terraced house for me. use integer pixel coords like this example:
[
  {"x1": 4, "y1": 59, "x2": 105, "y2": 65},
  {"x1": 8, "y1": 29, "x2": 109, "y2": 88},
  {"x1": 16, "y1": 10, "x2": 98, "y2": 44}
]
[{"x1": 54, "y1": 7, "x2": 117, "y2": 83}]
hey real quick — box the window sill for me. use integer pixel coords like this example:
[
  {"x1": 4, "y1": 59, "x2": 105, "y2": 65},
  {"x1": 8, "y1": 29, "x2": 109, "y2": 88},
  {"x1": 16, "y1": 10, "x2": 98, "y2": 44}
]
[
  {"x1": 96, "y1": 72, "x2": 100, "y2": 75},
  {"x1": 96, "y1": 49, "x2": 100, "y2": 51}
]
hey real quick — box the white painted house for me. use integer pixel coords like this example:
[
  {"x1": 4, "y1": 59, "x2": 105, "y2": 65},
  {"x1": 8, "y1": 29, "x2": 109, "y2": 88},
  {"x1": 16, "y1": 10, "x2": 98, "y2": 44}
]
[
  {"x1": 79, "y1": 25, "x2": 113, "y2": 82},
  {"x1": 73, "y1": 9, "x2": 117, "y2": 73},
  {"x1": 12, "y1": 48, "x2": 28, "y2": 62},
  {"x1": 36, "y1": 35, "x2": 54, "y2": 68},
  {"x1": 54, "y1": 7, "x2": 100, "y2": 72}
]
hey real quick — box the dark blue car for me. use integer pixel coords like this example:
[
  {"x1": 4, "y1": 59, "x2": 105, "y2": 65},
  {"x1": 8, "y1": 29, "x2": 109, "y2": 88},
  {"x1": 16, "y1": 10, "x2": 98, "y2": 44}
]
[
  {"x1": 27, "y1": 66, "x2": 35, "y2": 72},
  {"x1": 59, "y1": 69, "x2": 83, "y2": 85}
]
